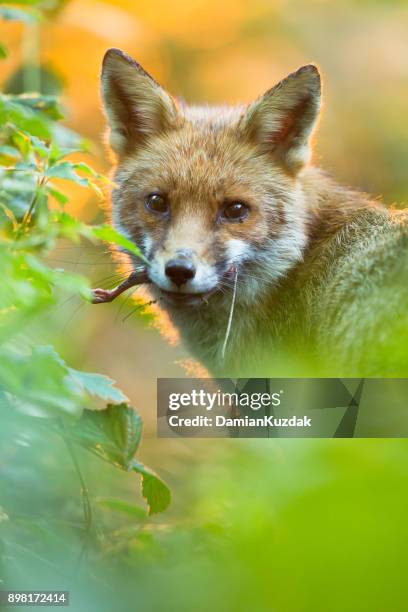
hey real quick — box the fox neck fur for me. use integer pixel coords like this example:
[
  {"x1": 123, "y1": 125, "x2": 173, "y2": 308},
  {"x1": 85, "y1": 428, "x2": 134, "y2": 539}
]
[{"x1": 163, "y1": 168, "x2": 407, "y2": 377}]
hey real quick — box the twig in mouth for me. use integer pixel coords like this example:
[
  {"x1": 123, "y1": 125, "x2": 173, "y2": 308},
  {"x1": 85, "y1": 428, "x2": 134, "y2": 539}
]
[
  {"x1": 221, "y1": 266, "x2": 238, "y2": 360},
  {"x1": 91, "y1": 269, "x2": 150, "y2": 304}
]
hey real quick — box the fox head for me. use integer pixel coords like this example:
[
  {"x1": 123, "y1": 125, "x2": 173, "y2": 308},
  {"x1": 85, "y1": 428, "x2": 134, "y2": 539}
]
[{"x1": 101, "y1": 49, "x2": 321, "y2": 309}]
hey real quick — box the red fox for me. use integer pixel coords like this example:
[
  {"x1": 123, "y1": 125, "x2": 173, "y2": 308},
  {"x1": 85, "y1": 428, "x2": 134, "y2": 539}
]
[{"x1": 100, "y1": 48, "x2": 408, "y2": 377}]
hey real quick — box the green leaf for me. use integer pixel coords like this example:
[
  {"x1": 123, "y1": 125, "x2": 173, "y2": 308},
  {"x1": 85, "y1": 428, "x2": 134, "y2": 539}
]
[
  {"x1": 0, "y1": 42, "x2": 8, "y2": 59},
  {"x1": 132, "y1": 460, "x2": 171, "y2": 516},
  {"x1": 8, "y1": 94, "x2": 64, "y2": 121},
  {"x1": 0, "y1": 345, "x2": 81, "y2": 417},
  {"x1": 0, "y1": 202, "x2": 18, "y2": 230},
  {"x1": 48, "y1": 142, "x2": 80, "y2": 165},
  {"x1": 0, "y1": 95, "x2": 51, "y2": 139},
  {"x1": 60, "y1": 402, "x2": 170, "y2": 514},
  {"x1": 67, "y1": 370, "x2": 128, "y2": 405},
  {"x1": 72, "y1": 161, "x2": 98, "y2": 177},
  {"x1": 66, "y1": 403, "x2": 143, "y2": 470},
  {"x1": 90, "y1": 225, "x2": 146, "y2": 261},
  {"x1": 11, "y1": 131, "x2": 31, "y2": 157},
  {"x1": 28, "y1": 133, "x2": 49, "y2": 158},
  {"x1": 72, "y1": 162, "x2": 110, "y2": 197},
  {"x1": 9, "y1": 129, "x2": 49, "y2": 159},
  {"x1": 49, "y1": 268, "x2": 91, "y2": 297},
  {"x1": 47, "y1": 185, "x2": 68, "y2": 205},
  {"x1": 50, "y1": 211, "x2": 93, "y2": 246},
  {"x1": 0, "y1": 6, "x2": 40, "y2": 23},
  {"x1": 95, "y1": 497, "x2": 146, "y2": 519},
  {"x1": 46, "y1": 161, "x2": 88, "y2": 185},
  {"x1": 0, "y1": 145, "x2": 21, "y2": 165}
]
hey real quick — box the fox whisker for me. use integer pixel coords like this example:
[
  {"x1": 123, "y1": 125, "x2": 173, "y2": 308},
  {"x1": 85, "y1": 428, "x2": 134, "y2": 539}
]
[{"x1": 221, "y1": 267, "x2": 238, "y2": 360}]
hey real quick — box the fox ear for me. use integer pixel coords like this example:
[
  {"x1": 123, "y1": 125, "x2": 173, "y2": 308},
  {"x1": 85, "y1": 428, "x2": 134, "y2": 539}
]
[
  {"x1": 101, "y1": 48, "x2": 178, "y2": 157},
  {"x1": 240, "y1": 65, "x2": 321, "y2": 173}
]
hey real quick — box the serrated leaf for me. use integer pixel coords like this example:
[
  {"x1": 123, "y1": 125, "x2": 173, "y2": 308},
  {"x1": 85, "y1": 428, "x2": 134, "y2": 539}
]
[
  {"x1": 90, "y1": 225, "x2": 146, "y2": 261},
  {"x1": 66, "y1": 403, "x2": 143, "y2": 469},
  {"x1": 132, "y1": 460, "x2": 171, "y2": 515},
  {"x1": 46, "y1": 161, "x2": 88, "y2": 185},
  {"x1": 67, "y1": 370, "x2": 128, "y2": 405}
]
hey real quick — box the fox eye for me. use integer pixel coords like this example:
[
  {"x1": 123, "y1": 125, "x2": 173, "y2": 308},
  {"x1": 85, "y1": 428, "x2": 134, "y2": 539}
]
[
  {"x1": 221, "y1": 201, "x2": 250, "y2": 222},
  {"x1": 145, "y1": 193, "x2": 169, "y2": 216}
]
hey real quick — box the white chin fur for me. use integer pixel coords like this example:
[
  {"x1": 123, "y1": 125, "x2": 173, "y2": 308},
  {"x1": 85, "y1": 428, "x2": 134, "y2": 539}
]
[{"x1": 226, "y1": 238, "x2": 252, "y2": 263}]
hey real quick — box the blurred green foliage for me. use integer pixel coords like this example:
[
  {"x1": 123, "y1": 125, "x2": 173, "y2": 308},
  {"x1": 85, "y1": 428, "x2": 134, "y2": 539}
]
[
  {"x1": 3, "y1": 435, "x2": 408, "y2": 611},
  {"x1": 0, "y1": 4, "x2": 170, "y2": 598}
]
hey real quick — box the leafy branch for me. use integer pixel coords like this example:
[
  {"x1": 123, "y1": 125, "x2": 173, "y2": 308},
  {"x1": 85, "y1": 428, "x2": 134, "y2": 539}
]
[{"x1": 0, "y1": 1, "x2": 171, "y2": 577}]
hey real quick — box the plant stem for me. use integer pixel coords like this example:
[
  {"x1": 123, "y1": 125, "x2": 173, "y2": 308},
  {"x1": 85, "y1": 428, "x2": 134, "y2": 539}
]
[
  {"x1": 14, "y1": 177, "x2": 46, "y2": 240},
  {"x1": 60, "y1": 420, "x2": 93, "y2": 566}
]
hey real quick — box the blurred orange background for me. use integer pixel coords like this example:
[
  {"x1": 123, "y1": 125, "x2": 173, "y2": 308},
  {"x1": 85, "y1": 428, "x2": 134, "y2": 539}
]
[{"x1": 2, "y1": 0, "x2": 408, "y2": 221}]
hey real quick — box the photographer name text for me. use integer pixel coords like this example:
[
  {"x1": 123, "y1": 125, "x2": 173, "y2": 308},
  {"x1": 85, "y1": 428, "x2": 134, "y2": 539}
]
[{"x1": 168, "y1": 415, "x2": 312, "y2": 428}]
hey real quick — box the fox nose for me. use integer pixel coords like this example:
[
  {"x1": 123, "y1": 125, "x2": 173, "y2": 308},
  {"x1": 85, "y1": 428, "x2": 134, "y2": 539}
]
[{"x1": 165, "y1": 258, "x2": 196, "y2": 287}]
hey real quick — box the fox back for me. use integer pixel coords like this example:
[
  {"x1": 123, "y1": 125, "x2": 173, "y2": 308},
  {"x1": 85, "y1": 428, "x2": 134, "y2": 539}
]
[{"x1": 101, "y1": 49, "x2": 408, "y2": 377}]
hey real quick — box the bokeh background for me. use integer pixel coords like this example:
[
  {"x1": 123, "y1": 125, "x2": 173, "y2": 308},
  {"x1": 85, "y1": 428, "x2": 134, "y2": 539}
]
[{"x1": 1, "y1": 1, "x2": 408, "y2": 610}]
